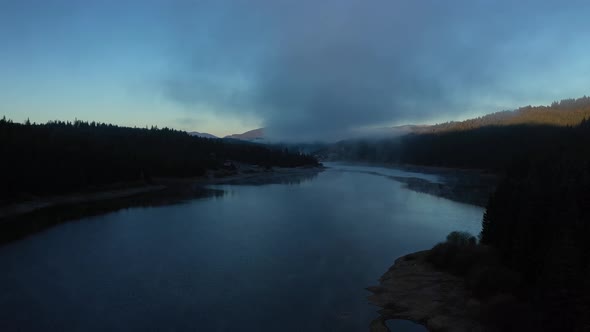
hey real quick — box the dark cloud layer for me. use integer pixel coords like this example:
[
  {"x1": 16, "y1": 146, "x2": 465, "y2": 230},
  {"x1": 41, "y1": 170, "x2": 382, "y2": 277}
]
[{"x1": 162, "y1": 0, "x2": 590, "y2": 141}]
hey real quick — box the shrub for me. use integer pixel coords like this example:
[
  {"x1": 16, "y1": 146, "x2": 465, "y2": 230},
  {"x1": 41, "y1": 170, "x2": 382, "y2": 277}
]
[
  {"x1": 446, "y1": 231, "x2": 477, "y2": 246},
  {"x1": 427, "y1": 231, "x2": 491, "y2": 275}
]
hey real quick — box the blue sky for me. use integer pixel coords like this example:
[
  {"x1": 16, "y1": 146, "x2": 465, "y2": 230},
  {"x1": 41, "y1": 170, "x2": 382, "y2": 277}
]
[{"x1": 1, "y1": 0, "x2": 590, "y2": 140}]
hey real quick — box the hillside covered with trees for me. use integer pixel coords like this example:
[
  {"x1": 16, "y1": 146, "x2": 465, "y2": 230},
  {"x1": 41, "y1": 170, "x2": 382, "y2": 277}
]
[
  {"x1": 391, "y1": 102, "x2": 590, "y2": 330},
  {"x1": 333, "y1": 97, "x2": 590, "y2": 330},
  {"x1": 320, "y1": 97, "x2": 590, "y2": 171},
  {"x1": 476, "y1": 119, "x2": 590, "y2": 330},
  {"x1": 418, "y1": 96, "x2": 590, "y2": 133},
  {"x1": 0, "y1": 118, "x2": 318, "y2": 202},
  {"x1": 424, "y1": 120, "x2": 590, "y2": 331},
  {"x1": 324, "y1": 124, "x2": 569, "y2": 170}
]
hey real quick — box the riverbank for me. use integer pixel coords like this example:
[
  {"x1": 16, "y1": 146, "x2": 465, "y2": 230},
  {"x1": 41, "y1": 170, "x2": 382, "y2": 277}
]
[
  {"x1": 327, "y1": 161, "x2": 497, "y2": 175},
  {"x1": 328, "y1": 161, "x2": 498, "y2": 207},
  {"x1": 367, "y1": 251, "x2": 485, "y2": 332},
  {"x1": 0, "y1": 165, "x2": 324, "y2": 245},
  {"x1": 391, "y1": 174, "x2": 496, "y2": 207}
]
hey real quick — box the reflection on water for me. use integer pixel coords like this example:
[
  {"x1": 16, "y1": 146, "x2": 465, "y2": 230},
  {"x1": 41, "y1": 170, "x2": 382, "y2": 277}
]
[
  {"x1": 328, "y1": 162, "x2": 496, "y2": 207},
  {"x1": 327, "y1": 163, "x2": 442, "y2": 184},
  {"x1": 0, "y1": 163, "x2": 483, "y2": 332},
  {"x1": 0, "y1": 185, "x2": 226, "y2": 245},
  {"x1": 215, "y1": 167, "x2": 322, "y2": 186}
]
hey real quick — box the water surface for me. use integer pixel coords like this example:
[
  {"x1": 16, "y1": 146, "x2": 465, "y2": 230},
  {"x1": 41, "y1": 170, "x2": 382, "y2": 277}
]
[{"x1": 0, "y1": 163, "x2": 484, "y2": 331}]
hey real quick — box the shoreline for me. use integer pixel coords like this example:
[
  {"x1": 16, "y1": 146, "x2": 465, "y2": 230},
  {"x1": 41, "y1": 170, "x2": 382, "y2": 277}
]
[
  {"x1": 367, "y1": 250, "x2": 485, "y2": 332},
  {"x1": 0, "y1": 166, "x2": 324, "y2": 245},
  {"x1": 324, "y1": 160, "x2": 499, "y2": 176},
  {"x1": 0, "y1": 166, "x2": 325, "y2": 219},
  {"x1": 0, "y1": 161, "x2": 492, "y2": 222},
  {"x1": 326, "y1": 161, "x2": 498, "y2": 207},
  {"x1": 0, "y1": 185, "x2": 168, "y2": 220},
  {"x1": 390, "y1": 175, "x2": 496, "y2": 207}
]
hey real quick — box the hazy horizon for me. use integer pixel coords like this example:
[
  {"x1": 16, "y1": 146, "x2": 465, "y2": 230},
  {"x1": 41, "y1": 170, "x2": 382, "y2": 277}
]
[{"x1": 2, "y1": 0, "x2": 590, "y2": 140}]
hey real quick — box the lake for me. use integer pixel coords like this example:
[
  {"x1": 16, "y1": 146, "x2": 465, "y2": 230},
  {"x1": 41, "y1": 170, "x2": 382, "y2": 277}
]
[{"x1": 0, "y1": 163, "x2": 485, "y2": 331}]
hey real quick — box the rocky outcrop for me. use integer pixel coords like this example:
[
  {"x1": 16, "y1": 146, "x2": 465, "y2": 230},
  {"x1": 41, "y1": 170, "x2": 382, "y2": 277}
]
[{"x1": 367, "y1": 251, "x2": 485, "y2": 332}]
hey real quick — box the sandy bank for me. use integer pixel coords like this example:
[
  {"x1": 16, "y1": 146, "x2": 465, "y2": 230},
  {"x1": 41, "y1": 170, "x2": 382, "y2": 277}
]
[{"x1": 367, "y1": 251, "x2": 485, "y2": 332}]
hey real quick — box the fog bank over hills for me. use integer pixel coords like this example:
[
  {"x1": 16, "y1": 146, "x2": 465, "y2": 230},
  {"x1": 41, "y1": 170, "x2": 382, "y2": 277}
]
[
  {"x1": 159, "y1": 1, "x2": 590, "y2": 142},
  {"x1": 214, "y1": 96, "x2": 590, "y2": 143}
]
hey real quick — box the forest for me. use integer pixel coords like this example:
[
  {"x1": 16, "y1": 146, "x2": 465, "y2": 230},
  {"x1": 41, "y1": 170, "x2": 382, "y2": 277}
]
[
  {"x1": 323, "y1": 124, "x2": 567, "y2": 170},
  {"x1": 417, "y1": 95, "x2": 590, "y2": 133},
  {"x1": 321, "y1": 96, "x2": 590, "y2": 171},
  {"x1": 398, "y1": 102, "x2": 590, "y2": 330},
  {"x1": 0, "y1": 118, "x2": 319, "y2": 202},
  {"x1": 322, "y1": 96, "x2": 590, "y2": 330},
  {"x1": 476, "y1": 119, "x2": 590, "y2": 331},
  {"x1": 425, "y1": 119, "x2": 590, "y2": 330}
]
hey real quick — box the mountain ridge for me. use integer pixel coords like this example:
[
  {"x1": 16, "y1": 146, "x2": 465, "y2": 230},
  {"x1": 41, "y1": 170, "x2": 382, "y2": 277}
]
[{"x1": 224, "y1": 128, "x2": 265, "y2": 140}]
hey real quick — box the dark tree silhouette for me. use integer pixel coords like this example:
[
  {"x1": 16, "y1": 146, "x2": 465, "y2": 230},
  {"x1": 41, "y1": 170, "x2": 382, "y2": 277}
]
[
  {"x1": 0, "y1": 118, "x2": 319, "y2": 202},
  {"x1": 477, "y1": 120, "x2": 590, "y2": 331}
]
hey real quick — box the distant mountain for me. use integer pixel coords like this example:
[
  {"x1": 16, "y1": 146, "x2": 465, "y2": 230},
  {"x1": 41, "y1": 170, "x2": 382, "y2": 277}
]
[
  {"x1": 188, "y1": 131, "x2": 218, "y2": 139},
  {"x1": 224, "y1": 128, "x2": 265, "y2": 141}
]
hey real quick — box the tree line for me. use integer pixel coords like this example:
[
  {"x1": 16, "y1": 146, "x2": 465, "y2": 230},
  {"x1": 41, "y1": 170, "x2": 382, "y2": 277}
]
[
  {"x1": 417, "y1": 95, "x2": 590, "y2": 133},
  {"x1": 424, "y1": 120, "x2": 590, "y2": 330},
  {"x1": 478, "y1": 119, "x2": 590, "y2": 331},
  {"x1": 322, "y1": 124, "x2": 569, "y2": 171},
  {"x1": 321, "y1": 96, "x2": 590, "y2": 330},
  {"x1": 320, "y1": 96, "x2": 590, "y2": 171},
  {"x1": 0, "y1": 118, "x2": 319, "y2": 202}
]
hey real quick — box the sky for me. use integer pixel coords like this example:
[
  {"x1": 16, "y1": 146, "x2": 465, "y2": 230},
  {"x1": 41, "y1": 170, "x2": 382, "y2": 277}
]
[{"x1": 1, "y1": 0, "x2": 590, "y2": 141}]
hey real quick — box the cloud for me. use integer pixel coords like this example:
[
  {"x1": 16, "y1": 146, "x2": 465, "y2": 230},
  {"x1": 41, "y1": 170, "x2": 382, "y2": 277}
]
[{"x1": 161, "y1": 0, "x2": 590, "y2": 141}]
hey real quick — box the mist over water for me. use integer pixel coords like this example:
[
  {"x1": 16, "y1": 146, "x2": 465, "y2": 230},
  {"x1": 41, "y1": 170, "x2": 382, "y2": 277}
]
[{"x1": 0, "y1": 164, "x2": 482, "y2": 331}]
